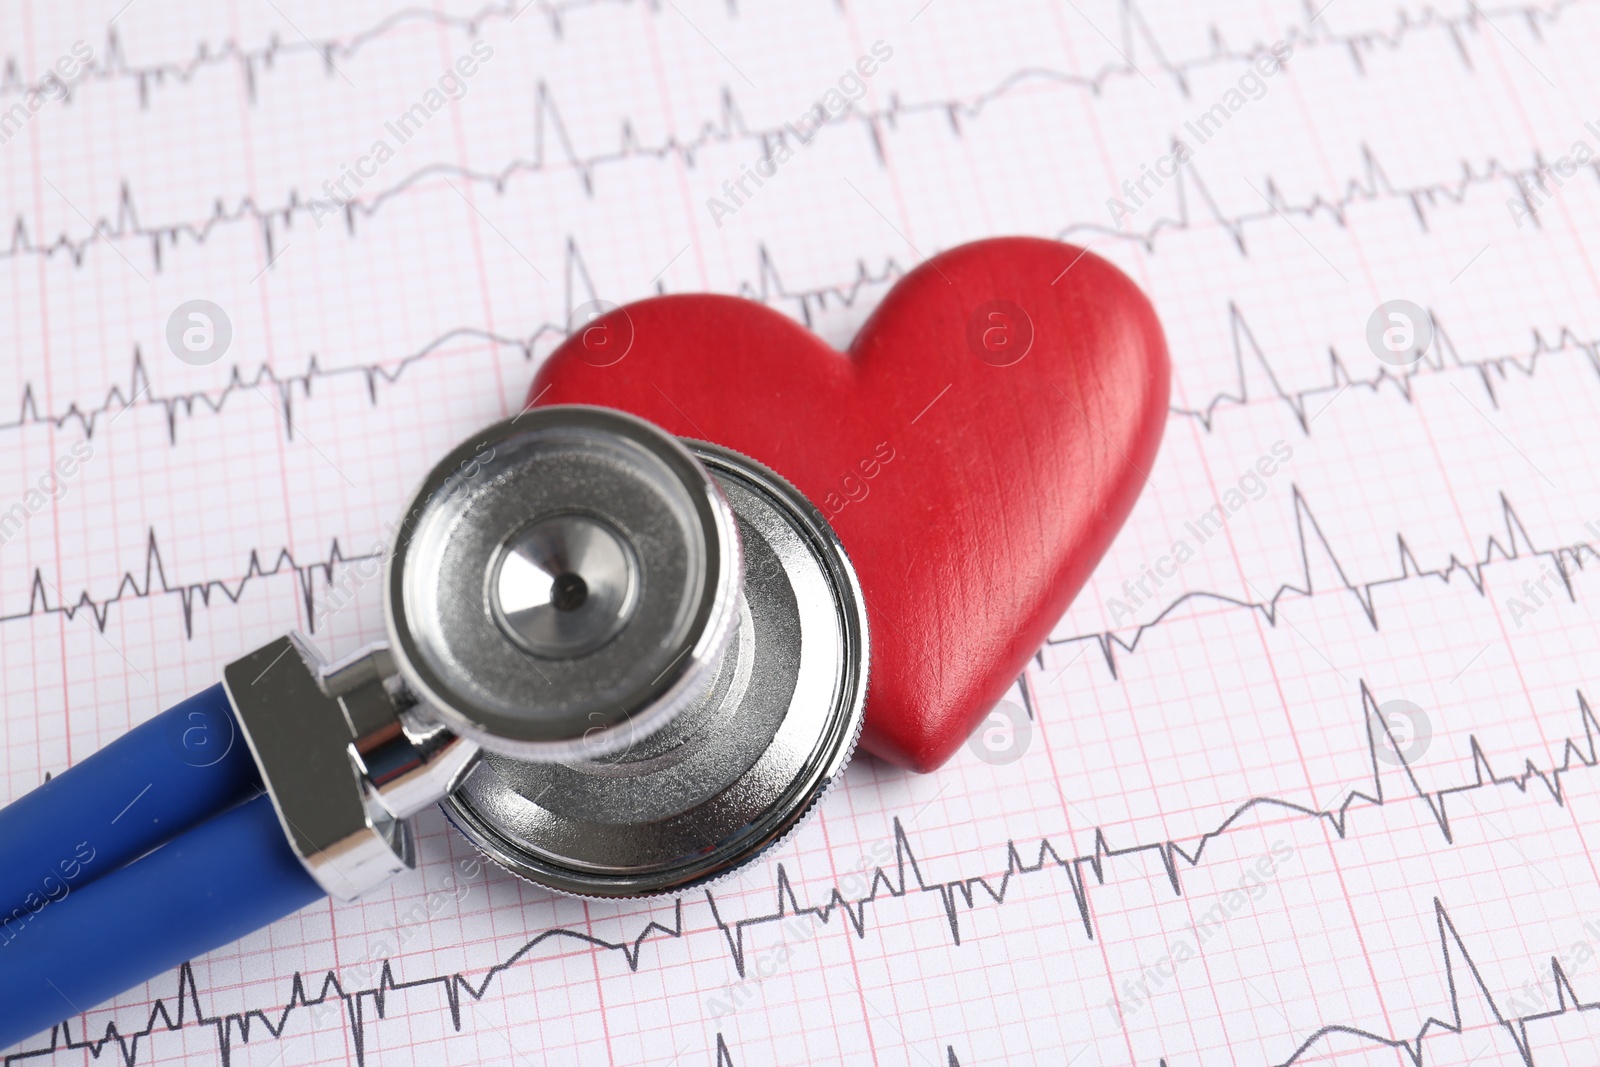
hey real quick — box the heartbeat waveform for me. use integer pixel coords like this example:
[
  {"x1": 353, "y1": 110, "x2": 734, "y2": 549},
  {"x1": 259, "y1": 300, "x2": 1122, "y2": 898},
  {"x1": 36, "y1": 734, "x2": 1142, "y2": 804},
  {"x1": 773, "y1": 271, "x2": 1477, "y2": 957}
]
[
  {"x1": 4, "y1": 450, "x2": 1587, "y2": 649},
  {"x1": 1, "y1": 1, "x2": 1586, "y2": 272},
  {"x1": 1175, "y1": 301, "x2": 1600, "y2": 433},
  {"x1": 0, "y1": 0, "x2": 631, "y2": 106},
  {"x1": 3, "y1": 0, "x2": 1579, "y2": 107},
  {"x1": 1060, "y1": 486, "x2": 1597, "y2": 676},
  {"x1": 3, "y1": 237, "x2": 905, "y2": 443},
  {"x1": 8, "y1": 229, "x2": 1600, "y2": 450},
  {"x1": 2, "y1": 526, "x2": 381, "y2": 637},
  {"x1": 1278, "y1": 897, "x2": 1597, "y2": 1067},
  {"x1": 8, "y1": 684, "x2": 1600, "y2": 1067},
  {"x1": 5, "y1": 382, "x2": 1591, "y2": 645}
]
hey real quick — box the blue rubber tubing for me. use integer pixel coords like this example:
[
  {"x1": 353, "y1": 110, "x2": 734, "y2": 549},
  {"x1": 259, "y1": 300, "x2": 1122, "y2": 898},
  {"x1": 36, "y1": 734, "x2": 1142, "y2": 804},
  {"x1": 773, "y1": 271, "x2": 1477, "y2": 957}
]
[
  {"x1": 0, "y1": 683, "x2": 261, "y2": 920},
  {"x1": 0, "y1": 792, "x2": 326, "y2": 1051}
]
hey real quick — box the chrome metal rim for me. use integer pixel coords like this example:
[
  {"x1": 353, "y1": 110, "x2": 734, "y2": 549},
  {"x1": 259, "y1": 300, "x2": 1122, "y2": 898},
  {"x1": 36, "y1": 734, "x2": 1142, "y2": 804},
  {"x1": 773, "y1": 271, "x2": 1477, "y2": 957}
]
[
  {"x1": 384, "y1": 406, "x2": 741, "y2": 761},
  {"x1": 441, "y1": 441, "x2": 869, "y2": 897}
]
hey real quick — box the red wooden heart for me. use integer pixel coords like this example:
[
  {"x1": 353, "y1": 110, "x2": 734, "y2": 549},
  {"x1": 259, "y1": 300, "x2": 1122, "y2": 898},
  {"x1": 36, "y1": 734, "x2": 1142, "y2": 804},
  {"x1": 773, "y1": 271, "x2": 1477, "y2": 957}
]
[{"x1": 529, "y1": 237, "x2": 1169, "y2": 772}]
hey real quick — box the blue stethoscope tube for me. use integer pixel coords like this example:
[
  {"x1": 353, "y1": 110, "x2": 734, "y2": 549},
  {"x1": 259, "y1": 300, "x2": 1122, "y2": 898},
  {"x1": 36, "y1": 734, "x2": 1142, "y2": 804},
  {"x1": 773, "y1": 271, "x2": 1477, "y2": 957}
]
[{"x1": 0, "y1": 687, "x2": 326, "y2": 1050}]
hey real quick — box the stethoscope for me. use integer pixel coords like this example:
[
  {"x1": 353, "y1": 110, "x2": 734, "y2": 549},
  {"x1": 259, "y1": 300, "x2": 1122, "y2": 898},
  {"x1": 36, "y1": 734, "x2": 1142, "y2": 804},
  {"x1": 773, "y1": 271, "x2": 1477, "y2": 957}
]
[{"x1": 0, "y1": 405, "x2": 869, "y2": 1050}]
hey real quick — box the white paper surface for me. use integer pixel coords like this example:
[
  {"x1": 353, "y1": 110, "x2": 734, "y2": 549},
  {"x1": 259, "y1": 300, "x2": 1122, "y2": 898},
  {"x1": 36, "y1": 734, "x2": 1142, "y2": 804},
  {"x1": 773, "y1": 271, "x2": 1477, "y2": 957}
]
[{"x1": 4, "y1": 1, "x2": 1600, "y2": 1063}]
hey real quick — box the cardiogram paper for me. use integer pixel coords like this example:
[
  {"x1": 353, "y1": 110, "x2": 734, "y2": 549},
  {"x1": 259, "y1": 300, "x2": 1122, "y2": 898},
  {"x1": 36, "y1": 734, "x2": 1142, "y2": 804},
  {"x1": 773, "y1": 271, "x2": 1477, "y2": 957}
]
[{"x1": 4, "y1": 1, "x2": 1600, "y2": 1064}]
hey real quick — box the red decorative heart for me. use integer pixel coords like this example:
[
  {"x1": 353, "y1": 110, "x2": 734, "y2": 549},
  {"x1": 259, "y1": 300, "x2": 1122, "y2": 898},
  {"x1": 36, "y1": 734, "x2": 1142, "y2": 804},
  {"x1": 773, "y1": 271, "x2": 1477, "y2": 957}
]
[{"x1": 529, "y1": 237, "x2": 1169, "y2": 772}]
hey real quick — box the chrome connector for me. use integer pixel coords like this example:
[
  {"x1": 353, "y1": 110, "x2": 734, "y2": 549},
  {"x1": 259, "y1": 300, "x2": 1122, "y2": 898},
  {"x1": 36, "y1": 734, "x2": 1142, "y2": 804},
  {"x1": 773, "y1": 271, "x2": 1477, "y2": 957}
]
[
  {"x1": 320, "y1": 643, "x2": 481, "y2": 821},
  {"x1": 222, "y1": 633, "x2": 479, "y2": 901}
]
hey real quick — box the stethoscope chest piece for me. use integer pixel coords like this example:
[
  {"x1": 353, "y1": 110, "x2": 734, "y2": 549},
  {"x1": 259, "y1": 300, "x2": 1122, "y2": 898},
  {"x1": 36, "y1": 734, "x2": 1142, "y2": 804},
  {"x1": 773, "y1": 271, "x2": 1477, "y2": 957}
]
[
  {"x1": 386, "y1": 406, "x2": 745, "y2": 761},
  {"x1": 0, "y1": 405, "x2": 871, "y2": 1048},
  {"x1": 386, "y1": 407, "x2": 869, "y2": 897}
]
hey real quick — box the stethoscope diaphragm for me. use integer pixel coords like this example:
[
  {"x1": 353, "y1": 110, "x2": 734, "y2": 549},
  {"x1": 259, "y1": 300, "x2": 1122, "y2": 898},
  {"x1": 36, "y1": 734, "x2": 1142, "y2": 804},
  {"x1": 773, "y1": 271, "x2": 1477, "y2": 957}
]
[
  {"x1": 386, "y1": 405, "x2": 744, "y2": 762},
  {"x1": 379, "y1": 405, "x2": 868, "y2": 896},
  {"x1": 441, "y1": 439, "x2": 869, "y2": 896}
]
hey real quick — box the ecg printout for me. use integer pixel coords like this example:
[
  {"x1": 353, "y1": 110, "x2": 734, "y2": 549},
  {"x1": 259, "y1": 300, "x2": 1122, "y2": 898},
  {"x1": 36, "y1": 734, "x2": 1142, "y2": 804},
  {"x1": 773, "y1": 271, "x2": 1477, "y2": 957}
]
[{"x1": 3, "y1": 0, "x2": 1600, "y2": 1064}]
